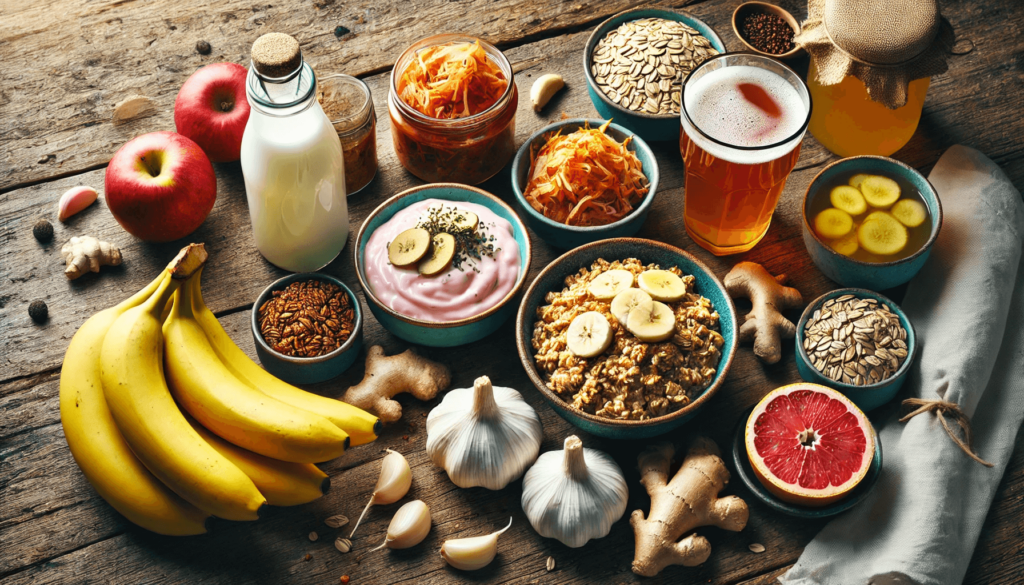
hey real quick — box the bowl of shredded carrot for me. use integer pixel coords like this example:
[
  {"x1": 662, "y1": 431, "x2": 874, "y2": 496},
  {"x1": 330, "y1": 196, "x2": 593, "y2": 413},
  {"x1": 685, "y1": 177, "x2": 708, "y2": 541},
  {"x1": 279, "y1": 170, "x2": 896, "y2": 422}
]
[{"x1": 511, "y1": 119, "x2": 659, "y2": 249}]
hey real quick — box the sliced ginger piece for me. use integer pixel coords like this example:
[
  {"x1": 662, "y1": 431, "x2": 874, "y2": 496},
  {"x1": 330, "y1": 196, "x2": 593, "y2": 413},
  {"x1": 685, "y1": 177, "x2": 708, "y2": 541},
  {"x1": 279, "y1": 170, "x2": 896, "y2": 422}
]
[
  {"x1": 724, "y1": 262, "x2": 803, "y2": 364},
  {"x1": 814, "y1": 208, "x2": 854, "y2": 239},
  {"x1": 830, "y1": 185, "x2": 867, "y2": 216},
  {"x1": 631, "y1": 438, "x2": 748, "y2": 576},
  {"x1": 890, "y1": 199, "x2": 928, "y2": 228},
  {"x1": 858, "y1": 213, "x2": 908, "y2": 255},
  {"x1": 859, "y1": 175, "x2": 901, "y2": 208}
]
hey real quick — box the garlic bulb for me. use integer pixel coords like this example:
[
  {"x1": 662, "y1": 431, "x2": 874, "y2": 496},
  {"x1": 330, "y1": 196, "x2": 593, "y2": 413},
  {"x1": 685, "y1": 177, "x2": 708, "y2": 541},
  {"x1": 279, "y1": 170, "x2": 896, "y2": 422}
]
[
  {"x1": 440, "y1": 517, "x2": 512, "y2": 571},
  {"x1": 521, "y1": 435, "x2": 628, "y2": 548},
  {"x1": 426, "y1": 376, "x2": 542, "y2": 490},
  {"x1": 349, "y1": 449, "x2": 412, "y2": 539},
  {"x1": 369, "y1": 500, "x2": 431, "y2": 552}
]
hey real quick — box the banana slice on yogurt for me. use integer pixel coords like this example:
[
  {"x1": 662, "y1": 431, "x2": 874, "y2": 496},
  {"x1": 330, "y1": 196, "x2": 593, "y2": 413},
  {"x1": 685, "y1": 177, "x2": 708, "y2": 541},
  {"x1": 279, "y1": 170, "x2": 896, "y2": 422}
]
[
  {"x1": 566, "y1": 311, "x2": 613, "y2": 358},
  {"x1": 588, "y1": 269, "x2": 634, "y2": 301},
  {"x1": 637, "y1": 270, "x2": 686, "y2": 302}
]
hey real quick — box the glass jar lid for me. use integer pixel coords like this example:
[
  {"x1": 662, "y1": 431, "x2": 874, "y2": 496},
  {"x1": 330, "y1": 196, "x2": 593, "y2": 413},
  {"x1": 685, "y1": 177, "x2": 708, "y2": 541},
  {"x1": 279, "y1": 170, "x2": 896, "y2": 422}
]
[{"x1": 318, "y1": 74, "x2": 373, "y2": 136}]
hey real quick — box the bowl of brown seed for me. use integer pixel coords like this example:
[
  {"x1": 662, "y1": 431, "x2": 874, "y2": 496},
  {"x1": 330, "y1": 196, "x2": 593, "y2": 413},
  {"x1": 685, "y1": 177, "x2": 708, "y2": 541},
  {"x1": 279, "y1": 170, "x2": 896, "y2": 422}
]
[
  {"x1": 584, "y1": 7, "x2": 725, "y2": 142},
  {"x1": 251, "y1": 273, "x2": 363, "y2": 385},
  {"x1": 731, "y1": 2, "x2": 804, "y2": 59},
  {"x1": 795, "y1": 289, "x2": 917, "y2": 412}
]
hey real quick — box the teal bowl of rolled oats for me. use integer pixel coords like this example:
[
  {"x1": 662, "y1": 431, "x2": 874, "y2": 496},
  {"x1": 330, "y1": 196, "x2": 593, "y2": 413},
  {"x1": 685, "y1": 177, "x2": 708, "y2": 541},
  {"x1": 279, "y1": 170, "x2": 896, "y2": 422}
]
[
  {"x1": 515, "y1": 238, "x2": 737, "y2": 439},
  {"x1": 795, "y1": 288, "x2": 917, "y2": 412},
  {"x1": 584, "y1": 8, "x2": 725, "y2": 142}
]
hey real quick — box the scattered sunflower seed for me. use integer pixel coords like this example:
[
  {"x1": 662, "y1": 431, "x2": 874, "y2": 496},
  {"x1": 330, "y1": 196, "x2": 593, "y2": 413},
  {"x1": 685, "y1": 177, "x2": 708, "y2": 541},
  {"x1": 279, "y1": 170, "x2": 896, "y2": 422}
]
[
  {"x1": 749, "y1": 543, "x2": 766, "y2": 553},
  {"x1": 33, "y1": 218, "x2": 53, "y2": 243},
  {"x1": 335, "y1": 538, "x2": 352, "y2": 553},
  {"x1": 590, "y1": 17, "x2": 718, "y2": 115},
  {"x1": 803, "y1": 295, "x2": 907, "y2": 386},
  {"x1": 324, "y1": 514, "x2": 350, "y2": 529},
  {"x1": 309, "y1": 531, "x2": 319, "y2": 542},
  {"x1": 546, "y1": 556, "x2": 556, "y2": 572},
  {"x1": 195, "y1": 40, "x2": 211, "y2": 55}
]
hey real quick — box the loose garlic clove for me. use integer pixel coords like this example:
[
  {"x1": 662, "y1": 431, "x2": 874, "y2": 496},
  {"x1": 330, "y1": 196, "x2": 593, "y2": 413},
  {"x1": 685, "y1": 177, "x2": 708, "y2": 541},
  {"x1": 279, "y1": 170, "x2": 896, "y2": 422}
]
[
  {"x1": 58, "y1": 186, "x2": 98, "y2": 222},
  {"x1": 530, "y1": 74, "x2": 565, "y2": 112},
  {"x1": 349, "y1": 449, "x2": 412, "y2": 539},
  {"x1": 440, "y1": 517, "x2": 512, "y2": 571},
  {"x1": 369, "y1": 500, "x2": 431, "y2": 552}
]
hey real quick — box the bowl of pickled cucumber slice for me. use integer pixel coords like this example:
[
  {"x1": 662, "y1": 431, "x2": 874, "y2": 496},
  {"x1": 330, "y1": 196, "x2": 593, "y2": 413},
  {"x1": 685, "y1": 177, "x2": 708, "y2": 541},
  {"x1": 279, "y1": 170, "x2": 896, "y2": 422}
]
[{"x1": 802, "y1": 156, "x2": 942, "y2": 291}]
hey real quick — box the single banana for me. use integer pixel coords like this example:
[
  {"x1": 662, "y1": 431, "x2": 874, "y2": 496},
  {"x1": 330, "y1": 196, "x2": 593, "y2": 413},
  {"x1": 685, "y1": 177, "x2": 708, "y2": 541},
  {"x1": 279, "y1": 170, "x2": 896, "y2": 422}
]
[
  {"x1": 187, "y1": 417, "x2": 330, "y2": 507},
  {"x1": 100, "y1": 254, "x2": 266, "y2": 522},
  {"x1": 626, "y1": 299, "x2": 677, "y2": 342},
  {"x1": 637, "y1": 270, "x2": 687, "y2": 302},
  {"x1": 60, "y1": 271, "x2": 209, "y2": 536},
  {"x1": 189, "y1": 269, "x2": 381, "y2": 445},
  {"x1": 163, "y1": 277, "x2": 350, "y2": 464},
  {"x1": 566, "y1": 311, "x2": 613, "y2": 358},
  {"x1": 610, "y1": 288, "x2": 652, "y2": 326},
  {"x1": 588, "y1": 269, "x2": 634, "y2": 300}
]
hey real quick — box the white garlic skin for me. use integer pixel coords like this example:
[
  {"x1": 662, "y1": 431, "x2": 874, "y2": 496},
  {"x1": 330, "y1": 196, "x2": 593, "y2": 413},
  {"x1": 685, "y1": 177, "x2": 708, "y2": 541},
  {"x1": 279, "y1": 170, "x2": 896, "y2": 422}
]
[
  {"x1": 426, "y1": 376, "x2": 543, "y2": 490},
  {"x1": 440, "y1": 517, "x2": 512, "y2": 571},
  {"x1": 383, "y1": 500, "x2": 431, "y2": 549},
  {"x1": 521, "y1": 435, "x2": 628, "y2": 548}
]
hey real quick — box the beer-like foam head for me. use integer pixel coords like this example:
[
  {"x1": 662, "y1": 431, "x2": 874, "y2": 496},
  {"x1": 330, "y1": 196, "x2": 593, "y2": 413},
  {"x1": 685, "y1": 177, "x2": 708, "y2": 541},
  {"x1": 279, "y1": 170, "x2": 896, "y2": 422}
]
[{"x1": 682, "y1": 65, "x2": 807, "y2": 164}]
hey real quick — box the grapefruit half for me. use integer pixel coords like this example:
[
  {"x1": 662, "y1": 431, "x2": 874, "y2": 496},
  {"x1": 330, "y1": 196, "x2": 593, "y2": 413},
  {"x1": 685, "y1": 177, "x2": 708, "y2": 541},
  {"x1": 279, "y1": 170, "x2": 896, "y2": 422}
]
[{"x1": 745, "y1": 383, "x2": 875, "y2": 507}]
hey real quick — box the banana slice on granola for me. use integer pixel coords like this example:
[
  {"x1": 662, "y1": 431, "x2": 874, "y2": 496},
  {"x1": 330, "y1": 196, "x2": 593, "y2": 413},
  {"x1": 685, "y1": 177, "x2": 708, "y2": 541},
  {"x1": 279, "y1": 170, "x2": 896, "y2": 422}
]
[
  {"x1": 588, "y1": 269, "x2": 634, "y2": 301},
  {"x1": 637, "y1": 270, "x2": 686, "y2": 302},
  {"x1": 626, "y1": 300, "x2": 676, "y2": 343},
  {"x1": 611, "y1": 288, "x2": 652, "y2": 326},
  {"x1": 566, "y1": 311, "x2": 613, "y2": 358}
]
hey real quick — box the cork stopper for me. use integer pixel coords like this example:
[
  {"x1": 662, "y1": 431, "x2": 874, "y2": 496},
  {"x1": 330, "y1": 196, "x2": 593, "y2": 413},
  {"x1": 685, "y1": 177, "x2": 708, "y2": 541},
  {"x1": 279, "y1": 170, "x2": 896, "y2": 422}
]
[{"x1": 251, "y1": 33, "x2": 302, "y2": 78}]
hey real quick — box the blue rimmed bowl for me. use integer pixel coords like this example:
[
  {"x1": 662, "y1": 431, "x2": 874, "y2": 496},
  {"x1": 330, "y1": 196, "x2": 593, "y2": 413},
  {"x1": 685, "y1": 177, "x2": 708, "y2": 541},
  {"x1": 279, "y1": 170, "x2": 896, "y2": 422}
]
[
  {"x1": 802, "y1": 156, "x2": 942, "y2": 291},
  {"x1": 354, "y1": 183, "x2": 532, "y2": 347},
  {"x1": 515, "y1": 238, "x2": 737, "y2": 439},
  {"x1": 510, "y1": 119, "x2": 659, "y2": 249},
  {"x1": 795, "y1": 288, "x2": 917, "y2": 412},
  {"x1": 583, "y1": 7, "x2": 726, "y2": 142},
  {"x1": 251, "y1": 273, "x2": 363, "y2": 385}
]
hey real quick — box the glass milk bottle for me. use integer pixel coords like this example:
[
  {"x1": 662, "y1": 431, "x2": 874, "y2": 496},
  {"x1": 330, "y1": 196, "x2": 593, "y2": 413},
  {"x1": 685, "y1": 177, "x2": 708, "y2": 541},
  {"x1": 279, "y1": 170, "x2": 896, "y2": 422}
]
[{"x1": 241, "y1": 33, "x2": 348, "y2": 272}]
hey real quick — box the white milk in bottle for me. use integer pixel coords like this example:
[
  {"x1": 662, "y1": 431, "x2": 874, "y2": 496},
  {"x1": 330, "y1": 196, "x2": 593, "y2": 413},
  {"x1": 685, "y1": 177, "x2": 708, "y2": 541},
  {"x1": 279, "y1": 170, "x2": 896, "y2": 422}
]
[{"x1": 241, "y1": 33, "x2": 348, "y2": 272}]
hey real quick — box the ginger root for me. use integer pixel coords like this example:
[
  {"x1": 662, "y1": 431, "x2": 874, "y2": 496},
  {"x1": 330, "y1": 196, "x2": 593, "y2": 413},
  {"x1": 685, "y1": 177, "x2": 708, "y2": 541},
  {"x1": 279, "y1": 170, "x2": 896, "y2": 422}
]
[
  {"x1": 341, "y1": 345, "x2": 451, "y2": 423},
  {"x1": 724, "y1": 261, "x2": 802, "y2": 364},
  {"x1": 60, "y1": 236, "x2": 122, "y2": 280},
  {"x1": 631, "y1": 437, "x2": 748, "y2": 577}
]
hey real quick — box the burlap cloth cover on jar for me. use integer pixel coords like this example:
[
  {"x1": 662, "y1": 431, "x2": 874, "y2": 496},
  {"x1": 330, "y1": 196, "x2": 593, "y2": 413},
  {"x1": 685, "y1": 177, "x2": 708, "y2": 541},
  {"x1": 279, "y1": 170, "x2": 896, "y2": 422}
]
[{"x1": 795, "y1": 0, "x2": 954, "y2": 109}]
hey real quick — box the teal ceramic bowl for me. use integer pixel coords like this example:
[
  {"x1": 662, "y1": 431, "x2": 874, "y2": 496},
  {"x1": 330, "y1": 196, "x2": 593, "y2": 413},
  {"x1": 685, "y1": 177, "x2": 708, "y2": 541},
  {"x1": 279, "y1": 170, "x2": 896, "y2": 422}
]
[
  {"x1": 731, "y1": 407, "x2": 882, "y2": 518},
  {"x1": 510, "y1": 119, "x2": 659, "y2": 249},
  {"x1": 355, "y1": 183, "x2": 532, "y2": 347},
  {"x1": 802, "y1": 156, "x2": 942, "y2": 291},
  {"x1": 795, "y1": 288, "x2": 918, "y2": 412},
  {"x1": 251, "y1": 273, "x2": 363, "y2": 385},
  {"x1": 515, "y1": 238, "x2": 737, "y2": 439},
  {"x1": 583, "y1": 8, "x2": 726, "y2": 143}
]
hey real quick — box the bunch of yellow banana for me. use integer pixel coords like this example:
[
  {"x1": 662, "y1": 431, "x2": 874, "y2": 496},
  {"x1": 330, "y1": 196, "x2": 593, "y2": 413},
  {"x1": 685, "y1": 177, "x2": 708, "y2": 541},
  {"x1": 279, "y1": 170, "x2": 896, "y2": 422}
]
[{"x1": 59, "y1": 244, "x2": 380, "y2": 534}]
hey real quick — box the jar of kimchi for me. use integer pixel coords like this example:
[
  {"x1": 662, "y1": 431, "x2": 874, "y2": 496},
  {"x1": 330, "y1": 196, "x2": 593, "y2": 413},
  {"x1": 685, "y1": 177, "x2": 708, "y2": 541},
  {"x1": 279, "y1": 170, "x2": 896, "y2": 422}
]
[{"x1": 388, "y1": 34, "x2": 518, "y2": 185}]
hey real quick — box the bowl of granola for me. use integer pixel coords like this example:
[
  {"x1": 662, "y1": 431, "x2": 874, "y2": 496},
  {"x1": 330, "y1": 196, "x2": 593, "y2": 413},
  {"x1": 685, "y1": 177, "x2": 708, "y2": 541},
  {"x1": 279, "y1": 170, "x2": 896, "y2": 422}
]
[{"x1": 515, "y1": 238, "x2": 737, "y2": 439}]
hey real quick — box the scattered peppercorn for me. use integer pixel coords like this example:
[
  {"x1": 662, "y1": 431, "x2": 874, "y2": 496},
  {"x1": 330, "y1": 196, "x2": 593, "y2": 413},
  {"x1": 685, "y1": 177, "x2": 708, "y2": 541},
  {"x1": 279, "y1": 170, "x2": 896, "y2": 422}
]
[
  {"x1": 339, "y1": 577, "x2": 350, "y2": 584},
  {"x1": 334, "y1": 26, "x2": 350, "y2": 38},
  {"x1": 740, "y1": 12, "x2": 795, "y2": 55},
  {"x1": 196, "y1": 40, "x2": 212, "y2": 55},
  {"x1": 33, "y1": 218, "x2": 53, "y2": 243},
  {"x1": 29, "y1": 300, "x2": 48, "y2": 324}
]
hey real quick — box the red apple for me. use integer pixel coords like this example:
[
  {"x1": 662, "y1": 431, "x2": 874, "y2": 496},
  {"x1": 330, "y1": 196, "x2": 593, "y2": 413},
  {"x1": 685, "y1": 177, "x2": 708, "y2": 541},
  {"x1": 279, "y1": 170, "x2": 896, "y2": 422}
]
[
  {"x1": 105, "y1": 131, "x2": 217, "y2": 243},
  {"x1": 174, "y1": 62, "x2": 250, "y2": 163}
]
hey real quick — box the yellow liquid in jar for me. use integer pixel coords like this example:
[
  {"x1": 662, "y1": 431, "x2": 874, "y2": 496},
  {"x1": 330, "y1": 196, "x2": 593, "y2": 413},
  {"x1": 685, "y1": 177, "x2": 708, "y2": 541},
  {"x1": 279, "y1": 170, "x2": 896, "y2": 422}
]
[{"x1": 807, "y1": 60, "x2": 930, "y2": 157}]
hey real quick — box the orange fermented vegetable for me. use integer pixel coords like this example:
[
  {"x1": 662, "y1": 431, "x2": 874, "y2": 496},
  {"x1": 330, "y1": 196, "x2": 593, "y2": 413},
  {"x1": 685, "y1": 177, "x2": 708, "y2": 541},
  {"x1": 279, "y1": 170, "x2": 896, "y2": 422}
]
[
  {"x1": 524, "y1": 121, "x2": 649, "y2": 226},
  {"x1": 397, "y1": 41, "x2": 509, "y2": 119}
]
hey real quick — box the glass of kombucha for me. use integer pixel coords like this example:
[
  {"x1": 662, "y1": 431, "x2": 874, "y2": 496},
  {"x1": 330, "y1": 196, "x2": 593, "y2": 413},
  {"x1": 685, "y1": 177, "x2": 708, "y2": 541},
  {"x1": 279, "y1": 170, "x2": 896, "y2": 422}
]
[{"x1": 679, "y1": 53, "x2": 811, "y2": 255}]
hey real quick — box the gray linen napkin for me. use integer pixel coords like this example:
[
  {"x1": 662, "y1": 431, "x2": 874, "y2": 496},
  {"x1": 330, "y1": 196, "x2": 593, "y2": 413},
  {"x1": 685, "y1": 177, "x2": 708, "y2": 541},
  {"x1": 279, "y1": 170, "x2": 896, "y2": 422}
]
[{"x1": 779, "y1": 145, "x2": 1024, "y2": 585}]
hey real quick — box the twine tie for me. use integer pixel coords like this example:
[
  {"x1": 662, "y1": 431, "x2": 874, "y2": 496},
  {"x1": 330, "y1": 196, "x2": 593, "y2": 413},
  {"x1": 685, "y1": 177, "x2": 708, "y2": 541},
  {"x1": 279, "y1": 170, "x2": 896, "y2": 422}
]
[{"x1": 899, "y1": 398, "x2": 993, "y2": 467}]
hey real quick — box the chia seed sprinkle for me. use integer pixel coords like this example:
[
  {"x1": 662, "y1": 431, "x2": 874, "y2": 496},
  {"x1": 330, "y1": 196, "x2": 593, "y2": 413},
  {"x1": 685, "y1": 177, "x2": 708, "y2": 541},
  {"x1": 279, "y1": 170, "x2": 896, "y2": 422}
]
[{"x1": 415, "y1": 205, "x2": 498, "y2": 272}]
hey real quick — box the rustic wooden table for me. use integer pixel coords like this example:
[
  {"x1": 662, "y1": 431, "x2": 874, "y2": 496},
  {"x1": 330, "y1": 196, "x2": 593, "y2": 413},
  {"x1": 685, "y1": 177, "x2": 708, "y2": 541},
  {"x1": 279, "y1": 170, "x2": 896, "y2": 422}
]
[{"x1": 2, "y1": 0, "x2": 1022, "y2": 583}]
